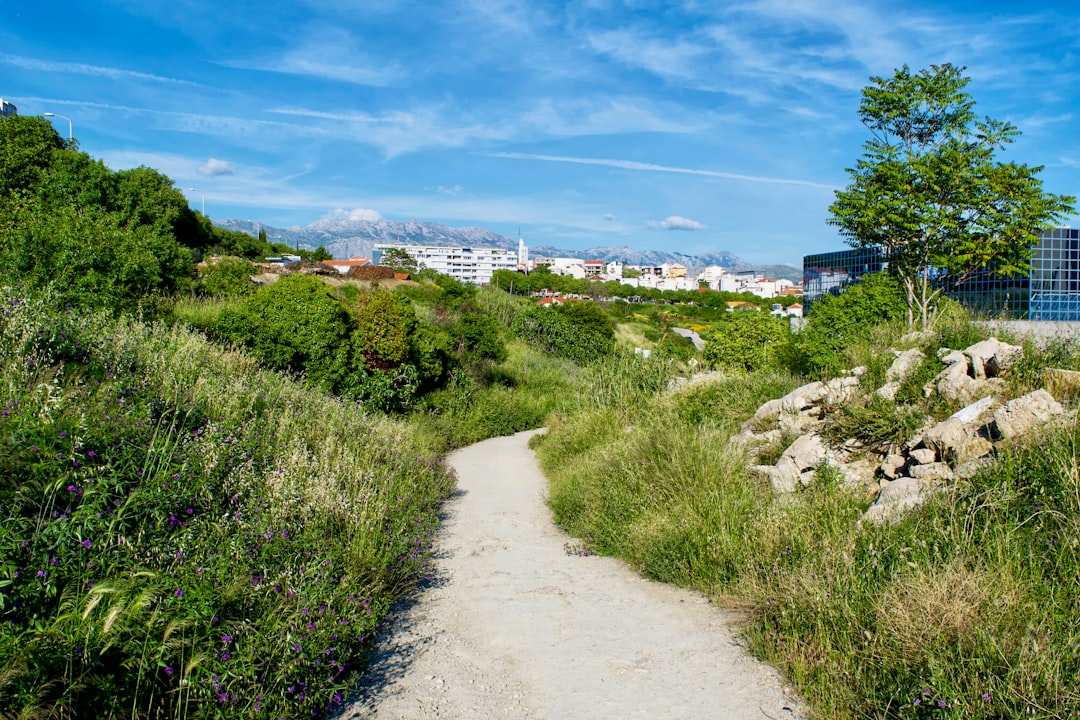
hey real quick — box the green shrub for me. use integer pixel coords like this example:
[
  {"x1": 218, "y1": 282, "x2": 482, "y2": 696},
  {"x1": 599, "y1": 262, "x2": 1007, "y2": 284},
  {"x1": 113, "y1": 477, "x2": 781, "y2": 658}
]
[
  {"x1": 702, "y1": 311, "x2": 789, "y2": 372},
  {"x1": 218, "y1": 274, "x2": 354, "y2": 392},
  {"x1": 197, "y1": 256, "x2": 256, "y2": 296},
  {"x1": 512, "y1": 305, "x2": 613, "y2": 364},
  {"x1": 789, "y1": 272, "x2": 906, "y2": 376}
]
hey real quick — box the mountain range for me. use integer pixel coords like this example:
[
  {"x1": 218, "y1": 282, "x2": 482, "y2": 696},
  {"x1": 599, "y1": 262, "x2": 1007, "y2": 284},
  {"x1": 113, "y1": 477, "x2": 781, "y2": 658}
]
[{"x1": 214, "y1": 218, "x2": 802, "y2": 280}]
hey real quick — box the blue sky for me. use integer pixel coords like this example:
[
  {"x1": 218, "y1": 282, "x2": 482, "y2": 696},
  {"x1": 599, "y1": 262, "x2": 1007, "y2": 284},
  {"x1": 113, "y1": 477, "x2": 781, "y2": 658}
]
[{"x1": 3, "y1": 0, "x2": 1078, "y2": 265}]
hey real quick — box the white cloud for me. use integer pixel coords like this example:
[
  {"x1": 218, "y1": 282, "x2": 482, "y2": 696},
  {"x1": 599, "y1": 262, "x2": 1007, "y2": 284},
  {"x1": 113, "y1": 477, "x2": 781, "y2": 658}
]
[
  {"x1": 647, "y1": 215, "x2": 705, "y2": 231},
  {"x1": 437, "y1": 184, "x2": 465, "y2": 195},
  {"x1": 603, "y1": 213, "x2": 619, "y2": 221},
  {"x1": 326, "y1": 208, "x2": 384, "y2": 222},
  {"x1": 199, "y1": 158, "x2": 235, "y2": 176}
]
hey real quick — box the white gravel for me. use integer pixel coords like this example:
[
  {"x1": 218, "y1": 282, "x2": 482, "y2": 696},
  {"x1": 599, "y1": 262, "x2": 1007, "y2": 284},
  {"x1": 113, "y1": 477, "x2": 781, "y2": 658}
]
[{"x1": 338, "y1": 429, "x2": 807, "y2": 720}]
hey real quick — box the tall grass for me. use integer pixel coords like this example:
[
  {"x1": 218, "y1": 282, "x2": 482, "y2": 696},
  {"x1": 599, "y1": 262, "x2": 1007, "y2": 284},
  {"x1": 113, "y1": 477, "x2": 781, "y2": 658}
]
[
  {"x1": 534, "y1": 331, "x2": 1080, "y2": 719},
  {"x1": 0, "y1": 288, "x2": 454, "y2": 718}
]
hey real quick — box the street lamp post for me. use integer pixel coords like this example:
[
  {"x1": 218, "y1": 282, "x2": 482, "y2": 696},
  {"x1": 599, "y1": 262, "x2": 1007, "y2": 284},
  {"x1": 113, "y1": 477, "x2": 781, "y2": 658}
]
[
  {"x1": 43, "y1": 112, "x2": 73, "y2": 141},
  {"x1": 187, "y1": 187, "x2": 205, "y2": 215}
]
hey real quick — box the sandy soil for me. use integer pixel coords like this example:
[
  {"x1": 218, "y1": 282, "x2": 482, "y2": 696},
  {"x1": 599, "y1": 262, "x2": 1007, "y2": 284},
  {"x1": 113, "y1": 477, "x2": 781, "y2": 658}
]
[{"x1": 337, "y1": 429, "x2": 807, "y2": 720}]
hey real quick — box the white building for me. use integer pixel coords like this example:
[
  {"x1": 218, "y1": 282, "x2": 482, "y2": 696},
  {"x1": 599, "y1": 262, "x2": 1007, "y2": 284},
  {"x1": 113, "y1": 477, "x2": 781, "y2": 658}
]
[
  {"x1": 374, "y1": 243, "x2": 519, "y2": 285},
  {"x1": 0, "y1": 99, "x2": 16, "y2": 118}
]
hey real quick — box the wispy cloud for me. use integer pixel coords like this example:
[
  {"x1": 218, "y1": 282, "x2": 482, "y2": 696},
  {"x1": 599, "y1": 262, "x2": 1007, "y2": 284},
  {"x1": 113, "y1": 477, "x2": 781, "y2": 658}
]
[
  {"x1": 486, "y1": 152, "x2": 836, "y2": 189},
  {"x1": 0, "y1": 52, "x2": 201, "y2": 87},
  {"x1": 269, "y1": 96, "x2": 706, "y2": 157},
  {"x1": 223, "y1": 26, "x2": 404, "y2": 86},
  {"x1": 588, "y1": 30, "x2": 709, "y2": 82}
]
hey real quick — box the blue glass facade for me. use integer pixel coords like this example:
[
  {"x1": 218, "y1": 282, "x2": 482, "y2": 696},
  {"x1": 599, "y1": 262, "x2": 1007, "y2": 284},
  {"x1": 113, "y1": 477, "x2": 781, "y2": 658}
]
[
  {"x1": 803, "y1": 248, "x2": 886, "y2": 308},
  {"x1": 1029, "y1": 228, "x2": 1080, "y2": 320},
  {"x1": 803, "y1": 229, "x2": 1080, "y2": 320}
]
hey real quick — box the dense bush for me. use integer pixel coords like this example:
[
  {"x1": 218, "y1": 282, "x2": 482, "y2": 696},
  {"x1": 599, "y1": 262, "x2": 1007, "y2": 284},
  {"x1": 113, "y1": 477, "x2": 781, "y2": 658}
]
[
  {"x1": 702, "y1": 310, "x2": 789, "y2": 372},
  {"x1": 218, "y1": 275, "x2": 353, "y2": 392},
  {"x1": 787, "y1": 272, "x2": 906, "y2": 375},
  {"x1": 0, "y1": 203, "x2": 193, "y2": 314},
  {"x1": 512, "y1": 303, "x2": 614, "y2": 364},
  {"x1": 197, "y1": 256, "x2": 257, "y2": 296},
  {"x1": 0, "y1": 289, "x2": 454, "y2": 718}
]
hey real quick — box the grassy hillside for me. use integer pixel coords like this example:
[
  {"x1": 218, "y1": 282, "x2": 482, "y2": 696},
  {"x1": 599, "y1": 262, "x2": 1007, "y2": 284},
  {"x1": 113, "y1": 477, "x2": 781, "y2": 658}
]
[
  {"x1": 0, "y1": 289, "x2": 454, "y2": 718},
  {"x1": 534, "y1": 321, "x2": 1080, "y2": 719}
]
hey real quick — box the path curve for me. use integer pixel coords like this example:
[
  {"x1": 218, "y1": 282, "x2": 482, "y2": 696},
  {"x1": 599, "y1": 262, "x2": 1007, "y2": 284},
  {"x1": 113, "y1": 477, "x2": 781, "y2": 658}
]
[{"x1": 338, "y1": 430, "x2": 806, "y2": 720}]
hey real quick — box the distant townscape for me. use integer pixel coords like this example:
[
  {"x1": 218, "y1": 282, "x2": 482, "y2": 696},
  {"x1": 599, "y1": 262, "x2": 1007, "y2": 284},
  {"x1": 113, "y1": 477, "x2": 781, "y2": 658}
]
[{"x1": 215, "y1": 217, "x2": 804, "y2": 287}]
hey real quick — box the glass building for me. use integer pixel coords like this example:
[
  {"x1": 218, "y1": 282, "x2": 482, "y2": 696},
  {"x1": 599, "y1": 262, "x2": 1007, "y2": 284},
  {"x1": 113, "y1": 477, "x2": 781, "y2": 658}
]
[
  {"x1": 803, "y1": 228, "x2": 1080, "y2": 320},
  {"x1": 803, "y1": 248, "x2": 887, "y2": 308}
]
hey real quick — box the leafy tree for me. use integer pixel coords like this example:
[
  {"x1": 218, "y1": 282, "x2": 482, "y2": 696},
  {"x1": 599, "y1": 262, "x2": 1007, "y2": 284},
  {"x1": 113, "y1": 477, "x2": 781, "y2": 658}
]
[
  {"x1": 378, "y1": 247, "x2": 418, "y2": 274},
  {"x1": 702, "y1": 311, "x2": 788, "y2": 372},
  {"x1": 452, "y1": 311, "x2": 507, "y2": 366},
  {"x1": 209, "y1": 225, "x2": 271, "y2": 258},
  {"x1": 511, "y1": 305, "x2": 611, "y2": 364},
  {"x1": 310, "y1": 245, "x2": 332, "y2": 262},
  {"x1": 112, "y1": 166, "x2": 211, "y2": 251},
  {"x1": 0, "y1": 203, "x2": 192, "y2": 314},
  {"x1": 0, "y1": 116, "x2": 65, "y2": 201},
  {"x1": 829, "y1": 64, "x2": 1074, "y2": 329}
]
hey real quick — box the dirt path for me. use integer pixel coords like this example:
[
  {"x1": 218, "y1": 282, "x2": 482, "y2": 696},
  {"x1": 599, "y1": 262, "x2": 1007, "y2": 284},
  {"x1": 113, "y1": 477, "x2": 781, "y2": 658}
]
[{"x1": 338, "y1": 430, "x2": 806, "y2": 720}]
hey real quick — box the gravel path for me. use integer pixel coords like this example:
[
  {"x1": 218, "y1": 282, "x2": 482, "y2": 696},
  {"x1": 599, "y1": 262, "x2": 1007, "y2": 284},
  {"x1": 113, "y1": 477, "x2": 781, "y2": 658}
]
[{"x1": 338, "y1": 429, "x2": 806, "y2": 720}]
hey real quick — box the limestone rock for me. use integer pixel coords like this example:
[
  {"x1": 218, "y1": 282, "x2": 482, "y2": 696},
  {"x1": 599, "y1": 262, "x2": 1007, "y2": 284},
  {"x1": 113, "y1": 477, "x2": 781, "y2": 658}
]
[
  {"x1": 909, "y1": 462, "x2": 953, "y2": 481},
  {"x1": 886, "y1": 348, "x2": 926, "y2": 383},
  {"x1": 875, "y1": 381, "x2": 901, "y2": 401},
  {"x1": 909, "y1": 448, "x2": 937, "y2": 465},
  {"x1": 991, "y1": 389, "x2": 1065, "y2": 440},
  {"x1": 880, "y1": 453, "x2": 906, "y2": 479},
  {"x1": 863, "y1": 476, "x2": 937, "y2": 523},
  {"x1": 964, "y1": 338, "x2": 1023, "y2": 380},
  {"x1": 950, "y1": 395, "x2": 997, "y2": 425}
]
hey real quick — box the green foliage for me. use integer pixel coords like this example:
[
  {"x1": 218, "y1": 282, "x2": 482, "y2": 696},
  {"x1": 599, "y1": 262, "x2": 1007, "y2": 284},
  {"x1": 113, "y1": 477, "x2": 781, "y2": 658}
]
[
  {"x1": 702, "y1": 311, "x2": 789, "y2": 372},
  {"x1": 0, "y1": 289, "x2": 454, "y2": 718},
  {"x1": 354, "y1": 291, "x2": 416, "y2": 371},
  {"x1": 112, "y1": 166, "x2": 211, "y2": 251},
  {"x1": 0, "y1": 203, "x2": 192, "y2": 315},
  {"x1": 512, "y1": 303, "x2": 614, "y2": 364},
  {"x1": 829, "y1": 64, "x2": 1075, "y2": 329},
  {"x1": 0, "y1": 116, "x2": 221, "y2": 314},
  {"x1": 789, "y1": 272, "x2": 907, "y2": 376},
  {"x1": 0, "y1": 115, "x2": 66, "y2": 200},
  {"x1": 209, "y1": 225, "x2": 272, "y2": 259},
  {"x1": 821, "y1": 396, "x2": 926, "y2": 452},
  {"x1": 218, "y1": 275, "x2": 353, "y2": 392},
  {"x1": 452, "y1": 310, "x2": 506, "y2": 363},
  {"x1": 197, "y1": 257, "x2": 256, "y2": 296},
  {"x1": 555, "y1": 300, "x2": 615, "y2": 343}
]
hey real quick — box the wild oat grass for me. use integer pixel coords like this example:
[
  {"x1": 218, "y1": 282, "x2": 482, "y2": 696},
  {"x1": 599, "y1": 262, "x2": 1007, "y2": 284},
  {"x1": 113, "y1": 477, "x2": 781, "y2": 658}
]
[{"x1": 0, "y1": 288, "x2": 454, "y2": 718}]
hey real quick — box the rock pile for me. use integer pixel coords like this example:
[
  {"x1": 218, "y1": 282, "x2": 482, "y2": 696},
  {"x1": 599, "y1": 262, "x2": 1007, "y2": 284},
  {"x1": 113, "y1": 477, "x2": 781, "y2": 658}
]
[{"x1": 733, "y1": 338, "x2": 1071, "y2": 522}]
